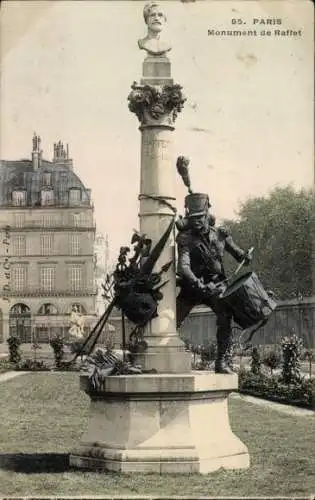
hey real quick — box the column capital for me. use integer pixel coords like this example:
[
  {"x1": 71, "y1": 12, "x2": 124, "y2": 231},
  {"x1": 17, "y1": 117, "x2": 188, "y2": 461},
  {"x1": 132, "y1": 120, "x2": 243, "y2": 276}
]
[{"x1": 128, "y1": 82, "x2": 186, "y2": 127}]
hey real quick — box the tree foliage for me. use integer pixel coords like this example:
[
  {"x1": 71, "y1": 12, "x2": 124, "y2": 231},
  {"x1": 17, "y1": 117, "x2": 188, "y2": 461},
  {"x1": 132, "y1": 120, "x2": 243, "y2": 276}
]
[{"x1": 223, "y1": 186, "x2": 315, "y2": 300}]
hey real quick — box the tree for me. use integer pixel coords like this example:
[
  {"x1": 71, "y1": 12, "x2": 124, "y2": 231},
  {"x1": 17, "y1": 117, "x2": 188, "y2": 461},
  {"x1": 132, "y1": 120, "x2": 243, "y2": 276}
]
[{"x1": 223, "y1": 186, "x2": 315, "y2": 300}]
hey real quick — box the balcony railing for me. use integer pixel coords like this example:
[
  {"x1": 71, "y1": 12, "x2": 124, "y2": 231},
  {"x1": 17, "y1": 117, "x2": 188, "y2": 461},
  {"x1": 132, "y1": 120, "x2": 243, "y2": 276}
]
[
  {"x1": 0, "y1": 223, "x2": 96, "y2": 232},
  {"x1": 1, "y1": 201, "x2": 94, "y2": 209},
  {"x1": 4, "y1": 252, "x2": 95, "y2": 258},
  {"x1": 5, "y1": 288, "x2": 97, "y2": 297}
]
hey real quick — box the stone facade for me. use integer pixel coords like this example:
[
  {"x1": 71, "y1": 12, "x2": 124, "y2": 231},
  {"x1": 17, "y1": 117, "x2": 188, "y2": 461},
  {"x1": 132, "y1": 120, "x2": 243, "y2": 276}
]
[{"x1": 0, "y1": 135, "x2": 96, "y2": 344}]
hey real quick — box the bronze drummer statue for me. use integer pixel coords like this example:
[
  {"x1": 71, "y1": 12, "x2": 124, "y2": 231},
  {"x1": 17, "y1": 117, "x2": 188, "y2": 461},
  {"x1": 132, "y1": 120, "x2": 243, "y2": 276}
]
[{"x1": 175, "y1": 158, "x2": 253, "y2": 374}]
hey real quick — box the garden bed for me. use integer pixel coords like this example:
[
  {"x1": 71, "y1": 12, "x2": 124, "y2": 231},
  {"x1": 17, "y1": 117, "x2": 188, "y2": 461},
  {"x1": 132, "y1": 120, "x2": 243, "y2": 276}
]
[
  {"x1": 0, "y1": 359, "x2": 14, "y2": 374},
  {"x1": 239, "y1": 371, "x2": 315, "y2": 409}
]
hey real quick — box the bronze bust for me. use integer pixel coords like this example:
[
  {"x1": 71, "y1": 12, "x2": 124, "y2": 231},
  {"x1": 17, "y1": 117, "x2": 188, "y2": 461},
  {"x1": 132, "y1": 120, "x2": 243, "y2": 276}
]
[{"x1": 138, "y1": 2, "x2": 172, "y2": 56}]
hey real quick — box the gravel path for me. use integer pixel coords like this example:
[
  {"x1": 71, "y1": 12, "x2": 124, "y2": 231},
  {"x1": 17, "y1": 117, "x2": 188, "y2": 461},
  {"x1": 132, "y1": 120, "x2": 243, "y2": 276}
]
[
  {"x1": 231, "y1": 392, "x2": 314, "y2": 416},
  {"x1": 0, "y1": 371, "x2": 29, "y2": 383}
]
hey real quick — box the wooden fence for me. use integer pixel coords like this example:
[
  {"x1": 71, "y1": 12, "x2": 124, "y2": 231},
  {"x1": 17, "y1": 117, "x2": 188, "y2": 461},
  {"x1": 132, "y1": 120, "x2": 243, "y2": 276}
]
[{"x1": 179, "y1": 297, "x2": 315, "y2": 349}]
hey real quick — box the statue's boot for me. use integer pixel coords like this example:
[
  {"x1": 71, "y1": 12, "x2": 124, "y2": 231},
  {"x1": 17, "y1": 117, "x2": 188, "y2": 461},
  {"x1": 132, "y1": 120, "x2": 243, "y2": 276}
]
[
  {"x1": 215, "y1": 330, "x2": 234, "y2": 374},
  {"x1": 214, "y1": 356, "x2": 234, "y2": 374},
  {"x1": 213, "y1": 308, "x2": 234, "y2": 374}
]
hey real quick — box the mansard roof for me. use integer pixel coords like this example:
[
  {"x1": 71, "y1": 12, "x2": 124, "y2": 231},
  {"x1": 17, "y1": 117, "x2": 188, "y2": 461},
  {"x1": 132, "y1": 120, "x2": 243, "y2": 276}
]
[{"x1": 0, "y1": 159, "x2": 92, "y2": 208}]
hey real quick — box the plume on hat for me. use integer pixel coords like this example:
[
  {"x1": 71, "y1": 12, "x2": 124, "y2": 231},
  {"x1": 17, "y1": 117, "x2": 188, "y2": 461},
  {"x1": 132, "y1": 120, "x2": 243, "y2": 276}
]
[{"x1": 176, "y1": 156, "x2": 193, "y2": 194}]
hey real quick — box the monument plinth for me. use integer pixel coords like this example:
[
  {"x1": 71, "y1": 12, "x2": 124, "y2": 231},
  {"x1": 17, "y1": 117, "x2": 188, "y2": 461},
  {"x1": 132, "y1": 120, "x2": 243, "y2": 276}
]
[
  {"x1": 70, "y1": 2, "x2": 250, "y2": 474},
  {"x1": 70, "y1": 372, "x2": 249, "y2": 473}
]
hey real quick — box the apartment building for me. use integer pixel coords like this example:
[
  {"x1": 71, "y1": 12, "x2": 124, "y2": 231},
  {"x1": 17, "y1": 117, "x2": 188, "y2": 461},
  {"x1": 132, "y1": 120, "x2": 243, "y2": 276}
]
[{"x1": 0, "y1": 134, "x2": 96, "y2": 343}]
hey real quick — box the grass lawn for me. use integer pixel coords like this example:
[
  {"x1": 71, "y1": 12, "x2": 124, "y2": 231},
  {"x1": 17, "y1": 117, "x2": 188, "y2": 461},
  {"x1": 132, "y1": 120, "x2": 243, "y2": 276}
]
[{"x1": 0, "y1": 373, "x2": 314, "y2": 497}]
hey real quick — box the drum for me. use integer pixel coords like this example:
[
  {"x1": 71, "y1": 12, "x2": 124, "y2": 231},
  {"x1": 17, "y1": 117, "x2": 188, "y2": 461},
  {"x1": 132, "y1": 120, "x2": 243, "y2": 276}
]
[{"x1": 219, "y1": 272, "x2": 277, "y2": 330}]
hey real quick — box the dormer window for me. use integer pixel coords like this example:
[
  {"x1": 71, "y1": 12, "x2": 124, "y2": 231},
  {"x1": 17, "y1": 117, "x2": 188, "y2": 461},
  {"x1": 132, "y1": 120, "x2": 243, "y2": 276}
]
[
  {"x1": 12, "y1": 190, "x2": 26, "y2": 206},
  {"x1": 69, "y1": 188, "x2": 81, "y2": 205},
  {"x1": 41, "y1": 188, "x2": 54, "y2": 206}
]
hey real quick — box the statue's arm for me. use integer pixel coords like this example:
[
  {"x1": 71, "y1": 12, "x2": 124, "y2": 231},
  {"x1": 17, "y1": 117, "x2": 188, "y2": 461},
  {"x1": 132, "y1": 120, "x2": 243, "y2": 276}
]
[
  {"x1": 219, "y1": 227, "x2": 246, "y2": 263},
  {"x1": 177, "y1": 235, "x2": 202, "y2": 288}
]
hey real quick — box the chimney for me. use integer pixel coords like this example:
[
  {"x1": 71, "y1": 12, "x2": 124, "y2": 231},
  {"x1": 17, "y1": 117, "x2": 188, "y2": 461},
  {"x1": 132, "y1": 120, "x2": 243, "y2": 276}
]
[
  {"x1": 32, "y1": 132, "x2": 42, "y2": 170},
  {"x1": 53, "y1": 140, "x2": 73, "y2": 170}
]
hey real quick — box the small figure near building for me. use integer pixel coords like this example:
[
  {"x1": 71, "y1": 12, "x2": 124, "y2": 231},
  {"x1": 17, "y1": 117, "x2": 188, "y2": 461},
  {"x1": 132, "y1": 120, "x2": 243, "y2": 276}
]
[{"x1": 69, "y1": 305, "x2": 85, "y2": 339}]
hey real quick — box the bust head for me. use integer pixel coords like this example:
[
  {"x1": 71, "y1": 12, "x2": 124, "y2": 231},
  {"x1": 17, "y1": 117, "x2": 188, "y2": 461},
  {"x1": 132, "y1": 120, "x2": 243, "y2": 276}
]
[
  {"x1": 143, "y1": 2, "x2": 167, "y2": 35},
  {"x1": 138, "y1": 2, "x2": 171, "y2": 55}
]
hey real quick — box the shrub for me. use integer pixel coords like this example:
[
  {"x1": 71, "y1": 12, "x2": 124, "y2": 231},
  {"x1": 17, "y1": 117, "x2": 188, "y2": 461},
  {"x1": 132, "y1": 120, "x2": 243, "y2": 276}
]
[
  {"x1": 303, "y1": 349, "x2": 314, "y2": 378},
  {"x1": 251, "y1": 347, "x2": 261, "y2": 375},
  {"x1": 0, "y1": 359, "x2": 15, "y2": 373},
  {"x1": 262, "y1": 350, "x2": 281, "y2": 375},
  {"x1": 200, "y1": 343, "x2": 217, "y2": 363},
  {"x1": 239, "y1": 370, "x2": 314, "y2": 409},
  {"x1": 55, "y1": 360, "x2": 80, "y2": 372},
  {"x1": 16, "y1": 359, "x2": 50, "y2": 372},
  {"x1": 31, "y1": 342, "x2": 42, "y2": 362},
  {"x1": 188, "y1": 342, "x2": 217, "y2": 370},
  {"x1": 50, "y1": 336, "x2": 64, "y2": 369},
  {"x1": 281, "y1": 335, "x2": 303, "y2": 384},
  {"x1": 300, "y1": 348, "x2": 315, "y2": 361},
  {"x1": 225, "y1": 343, "x2": 234, "y2": 370},
  {"x1": 7, "y1": 336, "x2": 21, "y2": 364},
  {"x1": 69, "y1": 340, "x2": 85, "y2": 356},
  {"x1": 308, "y1": 378, "x2": 315, "y2": 409}
]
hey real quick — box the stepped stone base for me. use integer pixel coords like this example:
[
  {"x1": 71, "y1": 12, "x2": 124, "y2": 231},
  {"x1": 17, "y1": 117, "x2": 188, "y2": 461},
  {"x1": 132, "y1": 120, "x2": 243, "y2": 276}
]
[{"x1": 70, "y1": 372, "x2": 250, "y2": 474}]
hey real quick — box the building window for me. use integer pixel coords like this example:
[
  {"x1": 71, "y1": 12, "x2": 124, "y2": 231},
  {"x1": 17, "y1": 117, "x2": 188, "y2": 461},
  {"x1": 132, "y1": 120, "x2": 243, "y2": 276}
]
[
  {"x1": 70, "y1": 234, "x2": 80, "y2": 255},
  {"x1": 12, "y1": 190, "x2": 26, "y2": 206},
  {"x1": 10, "y1": 303, "x2": 30, "y2": 315},
  {"x1": 9, "y1": 303, "x2": 31, "y2": 342},
  {"x1": 41, "y1": 214, "x2": 54, "y2": 227},
  {"x1": 40, "y1": 234, "x2": 53, "y2": 255},
  {"x1": 14, "y1": 213, "x2": 25, "y2": 228},
  {"x1": 42, "y1": 173, "x2": 52, "y2": 186},
  {"x1": 38, "y1": 303, "x2": 58, "y2": 315},
  {"x1": 71, "y1": 303, "x2": 86, "y2": 314},
  {"x1": 69, "y1": 188, "x2": 81, "y2": 205},
  {"x1": 11, "y1": 265, "x2": 27, "y2": 292},
  {"x1": 71, "y1": 212, "x2": 81, "y2": 227},
  {"x1": 41, "y1": 189, "x2": 54, "y2": 206},
  {"x1": 12, "y1": 235, "x2": 26, "y2": 256},
  {"x1": 69, "y1": 266, "x2": 82, "y2": 291},
  {"x1": 40, "y1": 267, "x2": 55, "y2": 292}
]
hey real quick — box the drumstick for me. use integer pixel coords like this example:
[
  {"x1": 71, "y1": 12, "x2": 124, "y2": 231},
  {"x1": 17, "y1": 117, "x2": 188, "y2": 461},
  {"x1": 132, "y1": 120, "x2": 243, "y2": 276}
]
[
  {"x1": 233, "y1": 246, "x2": 254, "y2": 278},
  {"x1": 214, "y1": 247, "x2": 255, "y2": 294}
]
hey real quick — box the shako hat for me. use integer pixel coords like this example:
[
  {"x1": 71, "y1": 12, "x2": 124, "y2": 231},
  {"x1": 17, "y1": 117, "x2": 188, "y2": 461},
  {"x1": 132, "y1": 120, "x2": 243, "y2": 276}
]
[{"x1": 184, "y1": 193, "x2": 211, "y2": 218}]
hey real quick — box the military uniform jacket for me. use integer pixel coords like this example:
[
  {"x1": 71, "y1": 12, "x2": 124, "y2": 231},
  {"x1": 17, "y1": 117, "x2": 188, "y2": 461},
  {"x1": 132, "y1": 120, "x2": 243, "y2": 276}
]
[{"x1": 176, "y1": 226, "x2": 245, "y2": 288}]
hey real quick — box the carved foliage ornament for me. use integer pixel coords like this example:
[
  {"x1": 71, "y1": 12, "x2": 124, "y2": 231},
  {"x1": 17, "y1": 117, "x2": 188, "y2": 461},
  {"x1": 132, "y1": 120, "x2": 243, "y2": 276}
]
[{"x1": 128, "y1": 82, "x2": 186, "y2": 123}]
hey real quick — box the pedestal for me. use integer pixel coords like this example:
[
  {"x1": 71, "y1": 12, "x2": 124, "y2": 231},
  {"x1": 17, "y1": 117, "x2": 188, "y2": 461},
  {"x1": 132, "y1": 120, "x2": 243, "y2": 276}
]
[{"x1": 70, "y1": 372, "x2": 250, "y2": 474}]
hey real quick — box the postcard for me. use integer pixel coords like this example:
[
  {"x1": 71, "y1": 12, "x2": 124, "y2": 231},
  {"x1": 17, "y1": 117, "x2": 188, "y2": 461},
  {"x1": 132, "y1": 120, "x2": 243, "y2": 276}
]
[{"x1": 0, "y1": 0, "x2": 314, "y2": 497}]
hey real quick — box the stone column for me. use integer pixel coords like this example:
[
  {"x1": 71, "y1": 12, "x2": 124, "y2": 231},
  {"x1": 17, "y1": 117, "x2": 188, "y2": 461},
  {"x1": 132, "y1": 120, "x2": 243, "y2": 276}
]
[{"x1": 128, "y1": 54, "x2": 190, "y2": 373}]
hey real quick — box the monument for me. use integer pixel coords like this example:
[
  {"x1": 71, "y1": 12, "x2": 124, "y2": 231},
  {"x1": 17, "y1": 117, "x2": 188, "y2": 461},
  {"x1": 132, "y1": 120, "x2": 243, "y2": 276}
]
[{"x1": 70, "y1": 3, "x2": 250, "y2": 473}]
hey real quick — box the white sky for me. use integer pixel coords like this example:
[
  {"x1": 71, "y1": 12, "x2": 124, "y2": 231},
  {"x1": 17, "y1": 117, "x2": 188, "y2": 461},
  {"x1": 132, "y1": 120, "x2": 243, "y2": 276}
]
[{"x1": 1, "y1": 0, "x2": 314, "y2": 262}]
